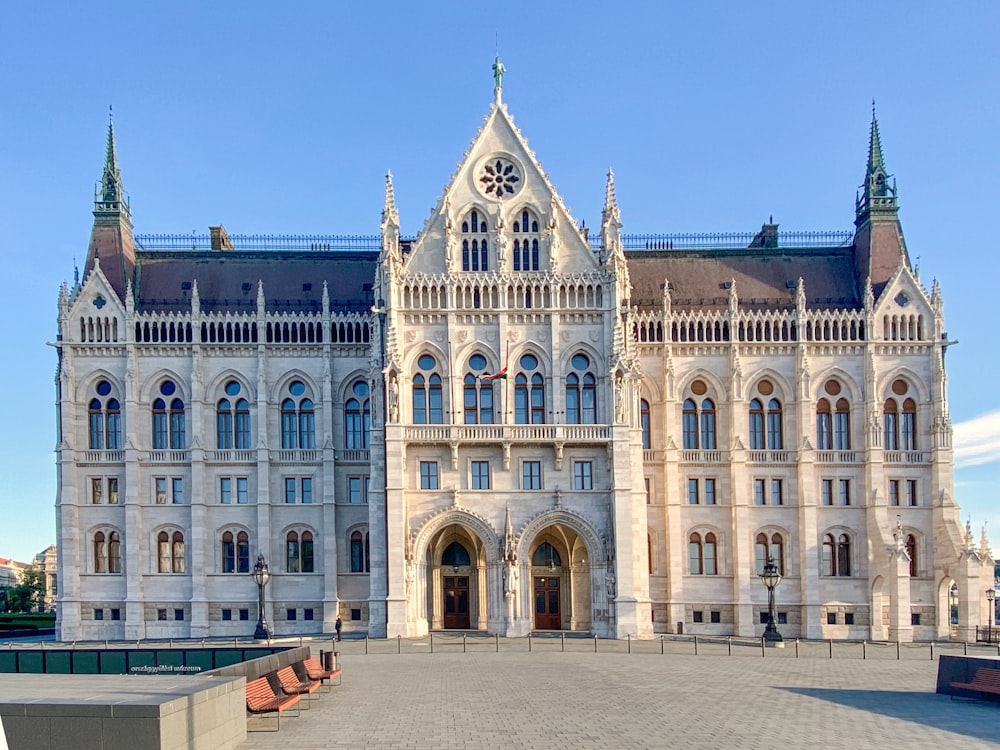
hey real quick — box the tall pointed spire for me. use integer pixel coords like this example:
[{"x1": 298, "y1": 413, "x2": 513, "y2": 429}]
[
  {"x1": 382, "y1": 170, "x2": 399, "y2": 226},
  {"x1": 856, "y1": 100, "x2": 897, "y2": 223},
  {"x1": 381, "y1": 171, "x2": 402, "y2": 266},
  {"x1": 97, "y1": 106, "x2": 128, "y2": 216},
  {"x1": 601, "y1": 168, "x2": 622, "y2": 252}
]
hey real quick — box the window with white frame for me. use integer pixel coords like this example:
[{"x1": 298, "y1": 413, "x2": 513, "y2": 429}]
[
  {"x1": 471, "y1": 461, "x2": 491, "y2": 490},
  {"x1": 152, "y1": 379, "x2": 185, "y2": 450},
  {"x1": 88, "y1": 380, "x2": 122, "y2": 450},
  {"x1": 573, "y1": 461, "x2": 593, "y2": 490},
  {"x1": 565, "y1": 353, "x2": 596, "y2": 424},
  {"x1": 216, "y1": 380, "x2": 251, "y2": 449},
  {"x1": 281, "y1": 380, "x2": 315, "y2": 449},
  {"x1": 345, "y1": 380, "x2": 371, "y2": 448}
]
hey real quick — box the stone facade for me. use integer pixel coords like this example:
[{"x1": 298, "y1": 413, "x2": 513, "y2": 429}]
[{"x1": 54, "y1": 84, "x2": 994, "y2": 642}]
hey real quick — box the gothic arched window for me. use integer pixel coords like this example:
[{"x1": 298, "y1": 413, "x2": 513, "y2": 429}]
[
  {"x1": 345, "y1": 381, "x2": 371, "y2": 448},
  {"x1": 152, "y1": 380, "x2": 185, "y2": 450},
  {"x1": 514, "y1": 353, "x2": 545, "y2": 424},
  {"x1": 513, "y1": 208, "x2": 540, "y2": 271},
  {"x1": 89, "y1": 380, "x2": 122, "y2": 450},
  {"x1": 464, "y1": 354, "x2": 494, "y2": 424},
  {"x1": 461, "y1": 210, "x2": 489, "y2": 271},
  {"x1": 565, "y1": 353, "x2": 596, "y2": 424}
]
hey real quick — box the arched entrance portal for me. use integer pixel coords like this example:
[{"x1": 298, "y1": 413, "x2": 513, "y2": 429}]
[
  {"x1": 529, "y1": 525, "x2": 592, "y2": 632},
  {"x1": 430, "y1": 524, "x2": 488, "y2": 631}
]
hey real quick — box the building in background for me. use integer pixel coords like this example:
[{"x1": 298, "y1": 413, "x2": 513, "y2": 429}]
[
  {"x1": 53, "y1": 72, "x2": 994, "y2": 642},
  {"x1": 33, "y1": 545, "x2": 58, "y2": 612}
]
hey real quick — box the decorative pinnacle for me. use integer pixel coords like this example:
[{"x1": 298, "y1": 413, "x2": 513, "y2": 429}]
[
  {"x1": 99, "y1": 105, "x2": 126, "y2": 208},
  {"x1": 382, "y1": 171, "x2": 398, "y2": 225},
  {"x1": 867, "y1": 99, "x2": 886, "y2": 176},
  {"x1": 602, "y1": 168, "x2": 620, "y2": 224}
]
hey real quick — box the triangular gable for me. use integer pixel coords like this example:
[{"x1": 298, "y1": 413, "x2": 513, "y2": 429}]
[
  {"x1": 871, "y1": 257, "x2": 932, "y2": 320},
  {"x1": 404, "y1": 102, "x2": 599, "y2": 276},
  {"x1": 68, "y1": 258, "x2": 127, "y2": 325}
]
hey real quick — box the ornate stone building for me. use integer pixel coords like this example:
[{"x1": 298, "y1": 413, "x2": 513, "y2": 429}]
[{"x1": 54, "y1": 77, "x2": 993, "y2": 642}]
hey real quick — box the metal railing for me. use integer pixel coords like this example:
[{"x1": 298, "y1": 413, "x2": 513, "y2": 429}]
[
  {"x1": 593, "y1": 230, "x2": 854, "y2": 251},
  {"x1": 135, "y1": 234, "x2": 390, "y2": 252}
]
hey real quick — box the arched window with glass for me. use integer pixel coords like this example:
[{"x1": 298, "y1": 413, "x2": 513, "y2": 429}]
[
  {"x1": 688, "y1": 531, "x2": 717, "y2": 575},
  {"x1": 565, "y1": 353, "x2": 596, "y2": 424},
  {"x1": 822, "y1": 532, "x2": 851, "y2": 576},
  {"x1": 531, "y1": 542, "x2": 561, "y2": 569},
  {"x1": 905, "y1": 534, "x2": 917, "y2": 577},
  {"x1": 345, "y1": 381, "x2": 371, "y2": 448},
  {"x1": 514, "y1": 353, "x2": 545, "y2": 424},
  {"x1": 287, "y1": 530, "x2": 314, "y2": 573},
  {"x1": 217, "y1": 381, "x2": 251, "y2": 449},
  {"x1": 350, "y1": 529, "x2": 370, "y2": 573},
  {"x1": 412, "y1": 355, "x2": 443, "y2": 424},
  {"x1": 158, "y1": 530, "x2": 184, "y2": 573},
  {"x1": 108, "y1": 531, "x2": 121, "y2": 574},
  {"x1": 152, "y1": 380, "x2": 185, "y2": 450},
  {"x1": 221, "y1": 529, "x2": 249, "y2": 573},
  {"x1": 513, "y1": 208, "x2": 540, "y2": 271},
  {"x1": 464, "y1": 354, "x2": 494, "y2": 424},
  {"x1": 88, "y1": 380, "x2": 122, "y2": 450},
  {"x1": 461, "y1": 210, "x2": 489, "y2": 271},
  {"x1": 93, "y1": 531, "x2": 107, "y2": 573},
  {"x1": 755, "y1": 532, "x2": 784, "y2": 575},
  {"x1": 884, "y1": 379, "x2": 918, "y2": 451},
  {"x1": 281, "y1": 380, "x2": 315, "y2": 449},
  {"x1": 640, "y1": 399, "x2": 651, "y2": 449}
]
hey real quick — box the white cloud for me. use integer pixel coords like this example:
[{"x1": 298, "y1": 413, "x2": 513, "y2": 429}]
[{"x1": 953, "y1": 409, "x2": 1000, "y2": 469}]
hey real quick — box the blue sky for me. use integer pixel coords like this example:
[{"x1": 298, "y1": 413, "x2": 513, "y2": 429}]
[{"x1": 1, "y1": 2, "x2": 997, "y2": 563}]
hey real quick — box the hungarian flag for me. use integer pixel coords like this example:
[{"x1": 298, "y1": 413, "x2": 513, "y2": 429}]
[{"x1": 481, "y1": 365, "x2": 508, "y2": 382}]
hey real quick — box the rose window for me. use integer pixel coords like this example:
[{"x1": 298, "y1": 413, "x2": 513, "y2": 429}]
[{"x1": 479, "y1": 158, "x2": 521, "y2": 198}]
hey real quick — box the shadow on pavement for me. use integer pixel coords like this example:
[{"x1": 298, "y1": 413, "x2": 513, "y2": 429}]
[{"x1": 777, "y1": 687, "x2": 1000, "y2": 744}]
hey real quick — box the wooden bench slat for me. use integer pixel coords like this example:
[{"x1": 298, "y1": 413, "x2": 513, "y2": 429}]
[{"x1": 950, "y1": 667, "x2": 1000, "y2": 698}]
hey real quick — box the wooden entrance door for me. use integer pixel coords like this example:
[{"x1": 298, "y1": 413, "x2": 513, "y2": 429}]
[
  {"x1": 443, "y1": 576, "x2": 470, "y2": 629},
  {"x1": 534, "y1": 576, "x2": 561, "y2": 630}
]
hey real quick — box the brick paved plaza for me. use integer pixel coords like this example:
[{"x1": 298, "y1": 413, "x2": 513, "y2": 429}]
[{"x1": 240, "y1": 638, "x2": 1000, "y2": 749}]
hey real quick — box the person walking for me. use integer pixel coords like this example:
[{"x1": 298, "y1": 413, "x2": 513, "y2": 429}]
[{"x1": 335, "y1": 616, "x2": 342, "y2": 642}]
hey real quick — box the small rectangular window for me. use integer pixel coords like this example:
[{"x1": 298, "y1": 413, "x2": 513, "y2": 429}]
[
  {"x1": 844, "y1": 612, "x2": 854, "y2": 625},
  {"x1": 174, "y1": 608, "x2": 184, "y2": 621},
  {"x1": 710, "y1": 611, "x2": 720, "y2": 624},
  {"x1": 821, "y1": 479, "x2": 833, "y2": 506},
  {"x1": 304, "y1": 608, "x2": 314, "y2": 621},
  {"x1": 693, "y1": 610, "x2": 703, "y2": 623},
  {"x1": 759, "y1": 612, "x2": 769, "y2": 624},
  {"x1": 155, "y1": 477, "x2": 167, "y2": 504},
  {"x1": 351, "y1": 608, "x2": 362, "y2": 621},
  {"x1": 419, "y1": 461, "x2": 439, "y2": 490},
  {"x1": 906, "y1": 479, "x2": 917, "y2": 507},
  {"x1": 827, "y1": 612, "x2": 837, "y2": 625},
  {"x1": 108, "y1": 477, "x2": 119, "y2": 505},
  {"x1": 239, "y1": 608, "x2": 249, "y2": 621},
  {"x1": 157, "y1": 608, "x2": 167, "y2": 621},
  {"x1": 236, "y1": 477, "x2": 248, "y2": 504},
  {"x1": 349, "y1": 476, "x2": 367, "y2": 504},
  {"x1": 754, "y1": 479, "x2": 765, "y2": 505},
  {"x1": 302, "y1": 477, "x2": 313, "y2": 504},
  {"x1": 888, "y1": 479, "x2": 900, "y2": 507},
  {"x1": 172, "y1": 477, "x2": 184, "y2": 504},
  {"x1": 110, "y1": 608, "x2": 120, "y2": 621},
  {"x1": 645, "y1": 477, "x2": 651, "y2": 505},
  {"x1": 91, "y1": 477, "x2": 103, "y2": 504},
  {"x1": 687, "y1": 478, "x2": 699, "y2": 505},
  {"x1": 220, "y1": 477, "x2": 232, "y2": 504},
  {"x1": 287, "y1": 608, "x2": 297, "y2": 621},
  {"x1": 285, "y1": 477, "x2": 296, "y2": 504},
  {"x1": 471, "y1": 461, "x2": 491, "y2": 490},
  {"x1": 704, "y1": 478, "x2": 716, "y2": 505},
  {"x1": 222, "y1": 609, "x2": 232, "y2": 621},
  {"x1": 573, "y1": 461, "x2": 593, "y2": 491},
  {"x1": 770, "y1": 479, "x2": 783, "y2": 506},
  {"x1": 911, "y1": 612, "x2": 921, "y2": 626},
  {"x1": 94, "y1": 608, "x2": 104, "y2": 620},
  {"x1": 838, "y1": 479, "x2": 850, "y2": 506},
  {"x1": 777, "y1": 612, "x2": 787, "y2": 625},
  {"x1": 522, "y1": 460, "x2": 542, "y2": 490}
]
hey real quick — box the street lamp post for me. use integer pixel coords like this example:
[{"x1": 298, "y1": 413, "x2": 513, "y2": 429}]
[
  {"x1": 987, "y1": 588, "x2": 995, "y2": 641},
  {"x1": 252, "y1": 554, "x2": 271, "y2": 640},
  {"x1": 760, "y1": 556, "x2": 783, "y2": 645}
]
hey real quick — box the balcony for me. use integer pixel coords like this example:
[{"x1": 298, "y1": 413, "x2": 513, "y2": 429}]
[
  {"x1": 885, "y1": 451, "x2": 927, "y2": 465},
  {"x1": 816, "y1": 450, "x2": 861, "y2": 464},
  {"x1": 271, "y1": 449, "x2": 323, "y2": 464},
  {"x1": 679, "y1": 450, "x2": 727, "y2": 463},
  {"x1": 81, "y1": 450, "x2": 125, "y2": 463},
  {"x1": 144, "y1": 450, "x2": 192, "y2": 463},
  {"x1": 206, "y1": 450, "x2": 256, "y2": 464},
  {"x1": 747, "y1": 450, "x2": 795, "y2": 464},
  {"x1": 402, "y1": 424, "x2": 612, "y2": 444},
  {"x1": 335, "y1": 450, "x2": 371, "y2": 463}
]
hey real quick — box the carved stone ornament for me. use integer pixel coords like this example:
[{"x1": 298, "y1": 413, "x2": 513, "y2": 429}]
[
  {"x1": 405, "y1": 331, "x2": 416, "y2": 342},
  {"x1": 457, "y1": 330, "x2": 469, "y2": 342},
  {"x1": 477, "y1": 156, "x2": 522, "y2": 199}
]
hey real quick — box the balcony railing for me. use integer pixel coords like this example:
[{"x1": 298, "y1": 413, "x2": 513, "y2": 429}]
[
  {"x1": 145, "y1": 450, "x2": 192, "y2": 463},
  {"x1": 403, "y1": 424, "x2": 612, "y2": 443},
  {"x1": 81, "y1": 450, "x2": 125, "y2": 463},
  {"x1": 884, "y1": 451, "x2": 927, "y2": 465},
  {"x1": 336, "y1": 450, "x2": 371, "y2": 463},
  {"x1": 680, "y1": 449, "x2": 727, "y2": 463},
  {"x1": 206, "y1": 450, "x2": 256, "y2": 463},
  {"x1": 816, "y1": 450, "x2": 861, "y2": 464},
  {"x1": 271, "y1": 449, "x2": 322, "y2": 463},
  {"x1": 747, "y1": 450, "x2": 794, "y2": 463}
]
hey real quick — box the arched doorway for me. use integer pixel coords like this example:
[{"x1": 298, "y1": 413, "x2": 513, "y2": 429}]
[
  {"x1": 441, "y1": 540, "x2": 471, "y2": 629},
  {"x1": 430, "y1": 524, "x2": 487, "y2": 631},
  {"x1": 532, "y1": 542, "x2": 562, "y2": 630}
]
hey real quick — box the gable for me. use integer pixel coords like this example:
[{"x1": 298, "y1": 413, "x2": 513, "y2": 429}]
[
  {"x1": 403, "y1": 103, "x2": 598, "y2": 277},
  {"x1": 872, "y1": 262, "x2": 933, "y2": 341}
]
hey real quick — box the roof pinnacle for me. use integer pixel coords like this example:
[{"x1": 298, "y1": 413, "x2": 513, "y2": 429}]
[
  {"x1": 602, "y1": 168, "x2": 620, "y2": 225},
  {"x1": 382, "y1": 170, "x2": 398, "y2": 225}
]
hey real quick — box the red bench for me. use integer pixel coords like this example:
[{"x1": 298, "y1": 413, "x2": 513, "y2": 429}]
[
  {"x1": 303, "y1": 655, "x2": 343, "y2": 690},
  {"x1": 272, "y1": 665, "x2": 321, "y2": 706},
  {"x1": 950, "y1": 667, "x2": 1000, "y2": 701},
  {"x1": 246, "y1": 675, "x2": 300, "y2": 731}
]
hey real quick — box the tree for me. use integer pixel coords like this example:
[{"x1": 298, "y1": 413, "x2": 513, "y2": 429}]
[{"x1": 6, "y1": 565, "x2": 45, "y2": 613}]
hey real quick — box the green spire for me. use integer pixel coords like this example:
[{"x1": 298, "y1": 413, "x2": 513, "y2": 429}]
[
  {"x1": 97, "y1": 106, "x2": 128, "y2": 215},
  {"x1": 856, "y1": 100, "x2": 896, "y2": 222}
]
